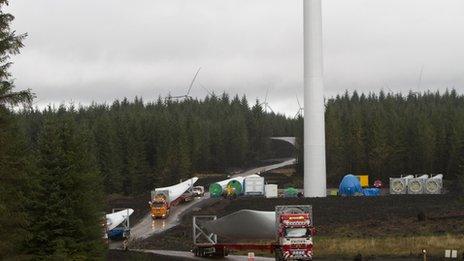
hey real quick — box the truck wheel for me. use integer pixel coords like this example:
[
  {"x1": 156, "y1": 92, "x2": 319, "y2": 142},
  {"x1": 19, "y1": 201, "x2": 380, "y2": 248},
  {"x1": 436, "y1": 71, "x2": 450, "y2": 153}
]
[
  {"x1": 193, "y1": 247, "x2": 203, "y2": 257},
  {"x1": 215, "y1": 246, "x2": 228, "y2": 257},
  {"x1": 274, "y1": 249, "x2": 284, "y2": 261}
]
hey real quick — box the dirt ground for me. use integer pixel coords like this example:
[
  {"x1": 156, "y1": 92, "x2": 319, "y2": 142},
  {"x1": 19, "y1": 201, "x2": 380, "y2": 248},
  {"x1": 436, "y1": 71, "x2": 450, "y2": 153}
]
[
  {"x1": 136, "y1": 191, "x2": 463, "y2": 253},
  {"x1": 106, "y1": 193, "x2": 151, "y2": 225},
  {"x1": 107, "y1": 249, "x2": 442, "y2": 260},
  {"x1": 106, "y1": 157, "x2": 464, "y2": 259},
  {"x1": 107, "y1": 250, "x2": 185, "y2": 261}
]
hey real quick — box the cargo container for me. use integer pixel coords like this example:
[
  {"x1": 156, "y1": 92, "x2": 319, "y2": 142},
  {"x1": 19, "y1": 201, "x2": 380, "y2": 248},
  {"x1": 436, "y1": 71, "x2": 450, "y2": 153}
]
[
  {"x1": 407, "y1": 174, "x2": 428, "y2": 194},
  {"x1": 356, "y1": 175, "x2": 369, "y2": 187},
  {"x1": 265, "y1": 184, "x2": 278, "y2": 198},
  {"x1": 389, "y1": 175, "x2": 413, "y2": 194},
  {"x1": 244, "y1": 176, "x2": 265, "y2": 196},
  {"x1": 425, "y1": 174, "x2": 443, "y2": 194}
]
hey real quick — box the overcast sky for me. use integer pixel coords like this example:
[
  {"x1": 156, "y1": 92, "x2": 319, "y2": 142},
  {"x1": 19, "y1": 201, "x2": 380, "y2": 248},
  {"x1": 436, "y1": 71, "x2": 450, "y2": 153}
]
[{"x1": 7, "y1": 0, "x2": 464, "y2": 116}]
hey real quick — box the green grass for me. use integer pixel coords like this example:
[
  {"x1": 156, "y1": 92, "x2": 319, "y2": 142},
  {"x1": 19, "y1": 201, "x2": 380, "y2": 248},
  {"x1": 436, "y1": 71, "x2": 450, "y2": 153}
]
[{"x1": 314, "y1": 234, "x2": 464, "y2": 258}]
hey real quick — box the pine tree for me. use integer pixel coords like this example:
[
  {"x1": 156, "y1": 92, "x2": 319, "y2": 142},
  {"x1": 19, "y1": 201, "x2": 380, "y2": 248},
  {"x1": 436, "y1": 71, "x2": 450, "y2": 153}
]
[
  {"x1": 92, "y1": 111, "x2": 123, "y2": 194},
  {"x1": 0, "y1": 0, "x2": 32, "y2": 106},
  {"x1": 28, "y1": 111, "x2": 104, "y2": 259},
  {"x1": 0, "y1": 109, "x2": 34, "y2": 258},
  {"x1": 0, "y1": 1, "x2": 35, "y2": 258}
]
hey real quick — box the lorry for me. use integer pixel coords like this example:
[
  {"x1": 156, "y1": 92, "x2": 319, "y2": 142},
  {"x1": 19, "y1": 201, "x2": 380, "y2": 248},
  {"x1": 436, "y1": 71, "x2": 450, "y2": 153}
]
[
  {"x1": 149, "y1": 177, "x2": 199, "y2": 219},
  {"x1": 192, "y1": 186, "x2": 205, "y2": 197},
  {"x1": 192, "y1": 205, "x2": 314, "y2": 260},
  {"x1": 104, "y1": 208, "x2": 133, "y2": 243},
  {"x1": 179, "y1": 191, "x2": 194, "y2": 203},
  {"x1": 150, "y1": 189, "x2": 193, "y2": 219},
  {"x1": 149, "y1": 190, "x2": 171, "y2": 219}
]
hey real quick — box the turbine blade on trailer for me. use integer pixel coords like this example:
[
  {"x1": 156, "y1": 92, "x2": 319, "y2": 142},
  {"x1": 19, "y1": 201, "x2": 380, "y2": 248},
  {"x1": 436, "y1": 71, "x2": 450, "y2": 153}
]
[{"x1": 203, "y1": 210, "x2": 275, "y2": 240}]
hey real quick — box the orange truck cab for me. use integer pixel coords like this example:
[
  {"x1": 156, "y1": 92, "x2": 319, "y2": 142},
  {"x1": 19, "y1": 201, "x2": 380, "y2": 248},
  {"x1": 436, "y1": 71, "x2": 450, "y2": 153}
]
[{"x1": 149, "y1": 190, "x2": 170, "y2": 219}]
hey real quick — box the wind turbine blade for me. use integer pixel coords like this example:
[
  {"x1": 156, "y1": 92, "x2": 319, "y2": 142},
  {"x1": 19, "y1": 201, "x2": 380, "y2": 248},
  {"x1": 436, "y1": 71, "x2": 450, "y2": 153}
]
[
  {"x1": 296, "y1": 95, "x2": 302, "y2": 108},
  {"x1": 266, "y1": 104, "x2": 275, "y2": 114},
  {"x1": 264, "y1": 88, "x2": 269, "y2": 103},
  {"x1": 186, "y1": 67, "x2": 202, "y2": 96},
  {"x1": 199, "y1": 82, "x2": 213, "y2": 96},
  {"x1": 417, "y1": 65, "x2": 424, "y2": 90}
]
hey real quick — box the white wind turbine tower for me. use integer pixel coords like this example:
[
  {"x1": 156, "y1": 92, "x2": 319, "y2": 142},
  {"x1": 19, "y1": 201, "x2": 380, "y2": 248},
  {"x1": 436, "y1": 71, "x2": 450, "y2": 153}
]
[{"x1": 304, "y1": 0, "x2": 326, "y2": 197}]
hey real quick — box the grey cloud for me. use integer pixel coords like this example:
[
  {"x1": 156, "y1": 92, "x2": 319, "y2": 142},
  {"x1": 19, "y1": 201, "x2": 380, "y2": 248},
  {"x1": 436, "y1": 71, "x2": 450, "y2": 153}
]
[{"x1": 6, "y1": 0, "x2": 464, "y2": 115}]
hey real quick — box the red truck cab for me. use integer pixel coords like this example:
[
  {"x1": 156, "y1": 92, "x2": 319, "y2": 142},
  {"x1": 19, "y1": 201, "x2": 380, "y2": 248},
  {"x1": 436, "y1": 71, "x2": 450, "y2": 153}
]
[
  {"x1": 277, "y1": 213, "x2": 313, "y2": 260},
  {"x1": 192, "y1": 205, "x2": 315, "y2": 260}
]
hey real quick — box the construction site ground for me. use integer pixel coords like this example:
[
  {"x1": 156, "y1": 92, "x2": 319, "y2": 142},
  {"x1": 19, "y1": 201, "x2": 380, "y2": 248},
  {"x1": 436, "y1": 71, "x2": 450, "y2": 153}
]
[
  {"x1": 130, "y1": 190, "x2": 463, "y2": 259},
  {"x1": 106, "y1": 156, "x2": 464, "y2": 259}
]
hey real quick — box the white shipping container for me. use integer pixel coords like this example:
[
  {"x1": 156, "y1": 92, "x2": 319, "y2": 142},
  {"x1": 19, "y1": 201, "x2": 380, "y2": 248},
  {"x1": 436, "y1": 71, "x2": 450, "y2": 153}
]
[
  {"x1": 244, "y1": 176, "x2": 265, "y2": 195},
  {"x1": 265, "y1": 184, "x2": 278, "y2": 198}
]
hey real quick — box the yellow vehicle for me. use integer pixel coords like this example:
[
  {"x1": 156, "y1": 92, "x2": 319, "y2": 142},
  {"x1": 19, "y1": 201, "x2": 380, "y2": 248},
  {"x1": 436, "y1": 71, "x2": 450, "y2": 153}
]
[{"x1": 150, "y1": 192, "x2": 170, "y2": 219}]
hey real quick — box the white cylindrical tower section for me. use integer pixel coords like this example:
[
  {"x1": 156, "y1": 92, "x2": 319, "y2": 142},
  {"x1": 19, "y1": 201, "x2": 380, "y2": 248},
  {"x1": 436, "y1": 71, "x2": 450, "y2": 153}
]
[{"x1": 304, "y1": 0, "x2": 326, "y2": 197}]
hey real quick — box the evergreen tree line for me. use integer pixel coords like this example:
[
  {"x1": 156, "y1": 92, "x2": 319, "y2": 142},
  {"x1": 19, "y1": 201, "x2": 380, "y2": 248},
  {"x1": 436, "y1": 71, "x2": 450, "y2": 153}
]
[
  {"x1": 18, "y1": 96, "x2": 296, "y2": 196},
  {"x1": 6, "y1": 88, "x2": 464, "y2": 259},
  {"x1": 0, "y1": 1, "x2": 104, "y2": 258},
  {"x1": 1, "y1": 108, "x2": 106, "y2": 259},
  {"x1": 296, "y1": 90, "x2": 464, "y2": 186}
]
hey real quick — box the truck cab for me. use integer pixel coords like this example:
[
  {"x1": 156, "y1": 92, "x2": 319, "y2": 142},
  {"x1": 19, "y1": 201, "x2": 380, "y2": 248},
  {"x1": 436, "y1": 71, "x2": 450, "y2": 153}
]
[
  {"x1": 150, "y1": 200, "x2": 169, "y2": 219},
  {"x1": 192, "y1": 186, "x2": 205, "y2": 197},
  {"x1": 150, "y1": 190, "x2": 170, "y2": 219},
  {"x1": 192, "y1": 205, "x2": 314, "y2": 261},
  {"x1": 276, "y1": 209, "x2": 314, "y2": 260}
]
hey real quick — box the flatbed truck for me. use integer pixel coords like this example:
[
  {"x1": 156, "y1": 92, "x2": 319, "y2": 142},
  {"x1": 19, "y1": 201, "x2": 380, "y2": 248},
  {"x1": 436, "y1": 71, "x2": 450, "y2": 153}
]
[{"x1": 192, "y1": 205, "x2": 315, "y2": 260}]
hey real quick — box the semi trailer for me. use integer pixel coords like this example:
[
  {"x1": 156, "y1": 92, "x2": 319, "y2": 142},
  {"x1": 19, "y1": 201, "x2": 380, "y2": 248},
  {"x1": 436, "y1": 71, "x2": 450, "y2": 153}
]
[
  {"x1": 192, "y1": 205, "x2": 315, "y2": 260},
  {"x1": 149, "y1": 177, "x2": 199, "y2": 219},
  {"x1": 105, "y1": 208, "x2": 133, "y2": 241}
]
